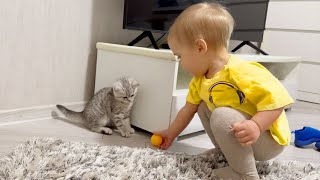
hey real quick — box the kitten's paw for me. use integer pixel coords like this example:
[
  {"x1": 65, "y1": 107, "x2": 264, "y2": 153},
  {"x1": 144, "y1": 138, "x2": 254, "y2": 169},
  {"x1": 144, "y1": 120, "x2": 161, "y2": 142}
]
[
  {"x1": 102, "y1": 128, "x2": 113, "y2": 135},
  {"x1": 120, "y1": 130, "x2": 131, "y2": 138},
  {"x1": 129, "y1": 128, "x2": 135, "y2": 134}
]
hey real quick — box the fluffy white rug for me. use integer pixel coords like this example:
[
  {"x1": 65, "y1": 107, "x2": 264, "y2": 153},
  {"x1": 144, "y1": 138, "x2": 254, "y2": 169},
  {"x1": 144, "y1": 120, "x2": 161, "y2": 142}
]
[{"x1": 0, "y1": 138, "x2": 319, "y2": 180}]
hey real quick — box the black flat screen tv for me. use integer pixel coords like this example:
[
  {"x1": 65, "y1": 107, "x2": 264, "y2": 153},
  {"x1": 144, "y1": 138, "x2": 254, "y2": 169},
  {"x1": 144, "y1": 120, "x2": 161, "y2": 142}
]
[{"x1": 123, "y1": 0, "x2": 269, "y2": 43}]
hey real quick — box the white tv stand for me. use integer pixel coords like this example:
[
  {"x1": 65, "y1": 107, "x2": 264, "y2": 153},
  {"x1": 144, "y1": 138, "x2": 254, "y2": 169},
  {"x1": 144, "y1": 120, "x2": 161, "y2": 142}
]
[{"x1": 94, "y1": 43, "x2": 301, "y2": 136}]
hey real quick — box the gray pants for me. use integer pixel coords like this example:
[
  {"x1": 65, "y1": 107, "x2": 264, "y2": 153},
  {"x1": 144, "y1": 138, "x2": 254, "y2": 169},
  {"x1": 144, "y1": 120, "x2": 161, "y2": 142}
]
[{"x1": 197, "y1": 102, "x2": 285, "y2": 180}]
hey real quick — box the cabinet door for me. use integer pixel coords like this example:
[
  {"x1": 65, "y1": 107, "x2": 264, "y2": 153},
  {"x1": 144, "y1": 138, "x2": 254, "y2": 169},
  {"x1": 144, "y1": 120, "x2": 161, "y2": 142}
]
[
  {"x1": 298, "y1": 63, "x2": 320, "y2": 104},
  {"x1": 266, "y1": 1, "x2": 320, "y2": 31}
]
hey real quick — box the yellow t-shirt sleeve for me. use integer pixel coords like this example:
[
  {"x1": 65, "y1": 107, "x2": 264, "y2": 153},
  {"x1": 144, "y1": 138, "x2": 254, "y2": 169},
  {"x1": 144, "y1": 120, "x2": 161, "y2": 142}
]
[
  {"x1": 186, "y1": 77, "x2": 202, "y2": 105},
  {"x1": 231, "y1": 62, "x2": 294, "y2": 111}
]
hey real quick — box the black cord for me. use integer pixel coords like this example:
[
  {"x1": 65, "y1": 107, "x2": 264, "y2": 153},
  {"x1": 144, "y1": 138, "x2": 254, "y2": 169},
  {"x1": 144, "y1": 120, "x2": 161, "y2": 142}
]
[{"x1": 147, "y1": 33, "x2": 166, "y2": 48}]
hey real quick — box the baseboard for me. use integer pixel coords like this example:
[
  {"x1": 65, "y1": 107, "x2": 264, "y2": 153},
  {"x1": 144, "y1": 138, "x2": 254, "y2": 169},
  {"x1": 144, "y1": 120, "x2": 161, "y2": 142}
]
[{"x1": 0, "y1": 101, "x2": 86, "y2": 126}]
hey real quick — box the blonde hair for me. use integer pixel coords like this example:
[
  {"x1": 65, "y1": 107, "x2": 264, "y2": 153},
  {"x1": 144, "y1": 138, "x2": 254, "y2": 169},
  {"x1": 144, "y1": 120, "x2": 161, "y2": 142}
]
[{"x1": 168, "y1": 2, "x2": 234, "y2": 51}]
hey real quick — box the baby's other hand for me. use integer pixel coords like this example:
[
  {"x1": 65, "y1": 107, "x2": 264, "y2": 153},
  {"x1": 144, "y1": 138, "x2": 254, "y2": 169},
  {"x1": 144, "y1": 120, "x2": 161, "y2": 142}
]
[
  {"x1": 153, "y1": 129, "x2": 175, "y2": 150},
  {"x1": 230, "y1": 120, "x2": 261, "y2": 146}
]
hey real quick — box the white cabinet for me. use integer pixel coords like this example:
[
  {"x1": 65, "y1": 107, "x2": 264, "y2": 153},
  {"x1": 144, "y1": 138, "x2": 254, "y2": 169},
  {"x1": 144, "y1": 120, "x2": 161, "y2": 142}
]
[
  {"x1": 95, "y1": 43, "x2": 300, "y2": 136},
  {"x1": 94, "y1": 43, "x2": 202, "y2": 136},
  {"x1": 95, "y1": 43, "x2": 177, "y2": 133},
  {"x1": 262, "y1": 0, "x2": 320, "y2": 103}
]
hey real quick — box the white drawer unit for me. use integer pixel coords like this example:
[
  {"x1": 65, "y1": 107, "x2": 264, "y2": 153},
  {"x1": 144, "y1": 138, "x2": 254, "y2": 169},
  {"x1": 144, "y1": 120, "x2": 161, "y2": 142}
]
[
  {"x1": 262, "y1": 0, "x2": 320, "y2": 103},
  {"x1": 95, "y1": 43, "x2": 177, "y2": 133},
  {"x1": 95, "y1": 43, "x2": 300, "y2": 136}
]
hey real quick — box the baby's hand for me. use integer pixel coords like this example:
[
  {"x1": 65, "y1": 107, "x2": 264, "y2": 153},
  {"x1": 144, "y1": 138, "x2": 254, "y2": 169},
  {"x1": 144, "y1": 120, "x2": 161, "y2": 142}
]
[
  {"x1": 153, "y1": 129, "x2": 175, "y2": 150},
  {"x1": 230, "y1": 120, "x2": 261, "y2": 146}
]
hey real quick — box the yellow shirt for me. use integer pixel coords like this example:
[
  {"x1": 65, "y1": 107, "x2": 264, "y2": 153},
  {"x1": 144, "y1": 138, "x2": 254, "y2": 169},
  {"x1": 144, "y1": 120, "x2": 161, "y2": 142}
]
[{"x1": 187, "y1": 55, "x2": 294, "y2": 145}]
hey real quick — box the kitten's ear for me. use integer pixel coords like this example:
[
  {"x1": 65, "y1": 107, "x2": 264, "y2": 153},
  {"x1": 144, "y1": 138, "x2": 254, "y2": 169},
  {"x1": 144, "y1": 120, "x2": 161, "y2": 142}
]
[
  {"x1": 113, "y1": 81, "x2": 124, "y2": 93},
  {"x1": 132, "y1": 80, "x2": 139, "y2": 89}
]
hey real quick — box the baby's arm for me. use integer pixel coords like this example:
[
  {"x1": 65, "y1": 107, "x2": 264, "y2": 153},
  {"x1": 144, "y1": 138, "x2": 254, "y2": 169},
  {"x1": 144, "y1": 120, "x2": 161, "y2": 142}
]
[
  {"x1": 251, "y1": 107, "x2": 284, "y2": 132},
  {"x1": 154, "y1": 102, "x2": 198, "y2": 149},
  {"x1": 168, "y1": 102, "x2": 199, "y2": 138},
  {"x1": 231, "y1": 107, "x2": 284, "y2": 146}
]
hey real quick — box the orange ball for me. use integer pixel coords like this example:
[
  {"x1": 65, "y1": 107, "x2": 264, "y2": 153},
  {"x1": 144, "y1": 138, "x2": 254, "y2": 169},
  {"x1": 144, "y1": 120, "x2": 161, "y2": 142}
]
[{"x1": 151, "y1": 134, "x2": 163, "y2": 147}]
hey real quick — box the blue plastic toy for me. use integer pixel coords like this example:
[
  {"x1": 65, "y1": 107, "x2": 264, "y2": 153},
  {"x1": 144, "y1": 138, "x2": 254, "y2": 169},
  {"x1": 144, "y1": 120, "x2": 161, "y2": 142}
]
[
  {"x1": 315, "y1": 142, "x2": 320, "y2": 150},
  {"x1": 292, "y1": 126, "x2": 320, "y2": 149}
]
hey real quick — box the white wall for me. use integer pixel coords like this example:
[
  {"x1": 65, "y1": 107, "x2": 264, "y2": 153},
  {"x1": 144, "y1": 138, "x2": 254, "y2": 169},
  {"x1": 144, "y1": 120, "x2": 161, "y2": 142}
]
[{"x1": 0, "y1": 0, "x2": 161, "y2": 110}]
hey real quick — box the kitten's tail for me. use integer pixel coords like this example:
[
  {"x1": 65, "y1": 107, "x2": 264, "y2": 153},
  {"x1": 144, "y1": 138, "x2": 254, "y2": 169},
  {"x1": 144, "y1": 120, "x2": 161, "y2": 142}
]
[{"x1": 56, "y1": 104, "x2": 84, "y2": 122}]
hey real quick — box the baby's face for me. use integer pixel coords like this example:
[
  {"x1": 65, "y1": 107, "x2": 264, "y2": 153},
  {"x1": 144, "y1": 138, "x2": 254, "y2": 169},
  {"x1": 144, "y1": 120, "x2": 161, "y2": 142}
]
[{"x1": 168, "y1": 39, "x2": 209, "y2": 77}]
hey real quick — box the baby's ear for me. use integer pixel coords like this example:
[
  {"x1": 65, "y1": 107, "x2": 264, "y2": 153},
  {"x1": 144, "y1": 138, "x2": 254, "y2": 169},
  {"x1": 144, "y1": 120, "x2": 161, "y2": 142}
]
[{"x1": 194, "y1": 39, "x2": 207, "y2": 54}]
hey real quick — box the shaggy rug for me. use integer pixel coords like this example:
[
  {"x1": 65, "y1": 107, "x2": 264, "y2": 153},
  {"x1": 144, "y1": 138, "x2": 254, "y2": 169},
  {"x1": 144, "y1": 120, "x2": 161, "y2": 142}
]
[{"x1": 0, "y1": 138, "x2": 319, "y2": 180}]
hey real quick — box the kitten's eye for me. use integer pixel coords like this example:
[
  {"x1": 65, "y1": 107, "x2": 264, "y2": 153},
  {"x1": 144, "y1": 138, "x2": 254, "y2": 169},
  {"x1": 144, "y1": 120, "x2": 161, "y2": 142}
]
[
  {"x1": 130, "y1": 94, "x2": 134, "y2": 97},
  {"x1": 123, "y1": 97, "x2": 127, "y2": 99}
]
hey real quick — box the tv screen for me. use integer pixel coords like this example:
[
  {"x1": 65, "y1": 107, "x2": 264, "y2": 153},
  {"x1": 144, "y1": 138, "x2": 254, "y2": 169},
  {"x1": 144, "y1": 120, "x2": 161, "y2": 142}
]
[{"x1": 123, "y1": 0, "x2": 269, "y2": 42}]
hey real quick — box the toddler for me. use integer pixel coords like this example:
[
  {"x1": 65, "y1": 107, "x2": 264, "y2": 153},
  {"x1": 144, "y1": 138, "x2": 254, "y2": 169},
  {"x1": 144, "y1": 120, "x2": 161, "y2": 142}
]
[{"x1": 154, "y1": 2, "x2": 293, "y2": 180}]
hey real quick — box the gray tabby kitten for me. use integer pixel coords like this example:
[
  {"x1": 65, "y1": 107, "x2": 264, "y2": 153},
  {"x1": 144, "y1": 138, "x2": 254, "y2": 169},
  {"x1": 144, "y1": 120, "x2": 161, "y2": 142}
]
[{"x1": 56, "y1": 77, "x2": 139, "y2": 137}]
